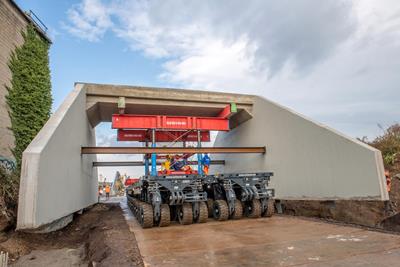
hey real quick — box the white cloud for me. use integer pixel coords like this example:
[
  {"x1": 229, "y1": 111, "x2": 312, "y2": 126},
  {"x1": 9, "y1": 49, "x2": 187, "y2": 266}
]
[
  {"x1": 65, "y1": 0, "x2": 400, "y2": 138},
  {"x1": 95, "y1": 126, "x2": 143, "y2": 181},
  {"x1": 64, "y1": 0, "x2": 112, "y2": 42}
]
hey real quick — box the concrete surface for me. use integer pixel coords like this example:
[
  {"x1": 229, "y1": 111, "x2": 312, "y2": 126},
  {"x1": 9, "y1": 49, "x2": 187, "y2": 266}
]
[
  {"x1": 84, "y1": 83, "x2": 254, "y2": 128},
  {"x1": 0, "y1": 0, "x2": 28, "y2": 160},
  {"x1": 17, "y1": 84, "x2": 97, "y2": 230},
  {"x1": 214, "y1": 96, "x2": 388, "y2": 200},
  {"x1": 127, "y1": 214, "x2": 400, "y2": 267}
]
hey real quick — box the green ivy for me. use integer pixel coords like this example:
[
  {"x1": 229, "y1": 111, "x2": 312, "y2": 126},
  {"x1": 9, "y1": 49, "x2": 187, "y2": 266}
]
[{"x1": 6, "y1": 24, "x2": 52, "y2": 171}]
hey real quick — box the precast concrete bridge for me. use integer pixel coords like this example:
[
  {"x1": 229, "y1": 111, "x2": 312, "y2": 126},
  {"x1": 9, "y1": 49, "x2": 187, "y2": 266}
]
[{"x1": 17, "y1": 83, "x2": 387, "y2": 231}]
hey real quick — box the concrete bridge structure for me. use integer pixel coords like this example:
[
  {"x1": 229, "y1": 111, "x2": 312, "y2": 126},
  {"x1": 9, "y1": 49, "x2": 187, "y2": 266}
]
[{"x1": 17, "y1": 83, "x2": 387, "y2": 231}]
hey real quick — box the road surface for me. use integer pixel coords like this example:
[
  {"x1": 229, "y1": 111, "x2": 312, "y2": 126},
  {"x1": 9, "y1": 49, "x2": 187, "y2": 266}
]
[{"x1": 121, "y1": 201, "x2": 400, "y2": 267}]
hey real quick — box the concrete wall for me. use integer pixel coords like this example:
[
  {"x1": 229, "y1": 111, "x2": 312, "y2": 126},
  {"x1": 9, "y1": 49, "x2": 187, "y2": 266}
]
[
  {"x1": 17, "y1": 84, "x2": 98, "y2": 230},
  {"x1": 0, "y1": 0, "x2": 26, "y2": 160},
  {"x1": 214, "y1": 96, "x2": 388, "y2": 201}
]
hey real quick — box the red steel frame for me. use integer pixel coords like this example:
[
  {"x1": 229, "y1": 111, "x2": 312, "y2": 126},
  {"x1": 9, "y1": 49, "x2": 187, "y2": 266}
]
[
  {"x1": 118, "y1": 129, "x2": 210, "y2": 142},
  {"x1": 111, "y1": 104, "x2": 235, "y2": 176},
  {"x1": 112, "y1": 114, "x2": 229, "y2": 131}
]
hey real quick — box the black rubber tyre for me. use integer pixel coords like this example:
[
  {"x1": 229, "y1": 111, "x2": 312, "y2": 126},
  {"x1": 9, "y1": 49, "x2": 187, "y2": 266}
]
[
  {"x1": 178, "y1": 203, "x2": 193, "y2": 225},
  {"x1": 213, "y1": 200, "x2": 229, "y2": 221},
  {"x1": 133, "y1": 199, "x2": 139, "y2": 218},
  {"x1": 262, "y1": 199, "x2": 275, "y2": 217},
  {"x1": 170, "y1": 205, "x2": 178, "y2": 222},
  {"x1": 140, "y1": 203, "x2": 154, "y2": 228},
  {"x1": 159, "y1": 204, "x2": 171, "y2": 227},
  {"x1": 196, "y1": 202, "x2": 208, "y2": 223},
  {"x1": 207, "y1": 199, "x2": 214, "y2": 218},
  {"x1": 247, "y1": 199, "x2": 261, "y2": 218},
  {"x1": 231, "y1": 199, "x2": 243, "y2": 219}
]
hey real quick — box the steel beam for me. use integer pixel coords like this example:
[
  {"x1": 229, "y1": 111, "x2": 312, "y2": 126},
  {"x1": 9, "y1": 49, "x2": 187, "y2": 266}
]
[
  {"x1": 93, "y1": 160, "x2": 225, "y2": 167},
  {"x1": 112, "y1": 114, "x2": 229, "y2": 131},
  {"x1": 82, "y1": 146, "x2": 266, "y2": 154},
  {"x1": 118, "y1": 129, "x2": 211, "y2": 142}
]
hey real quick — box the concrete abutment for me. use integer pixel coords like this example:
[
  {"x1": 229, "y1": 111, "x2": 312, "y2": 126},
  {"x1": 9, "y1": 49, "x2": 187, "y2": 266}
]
[{"x1": 17, "y1": 83, "x2": 388, "y2": 231}]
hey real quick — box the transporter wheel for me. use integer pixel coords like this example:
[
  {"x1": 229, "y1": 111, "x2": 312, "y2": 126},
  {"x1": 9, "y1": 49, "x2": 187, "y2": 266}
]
[
  {"x1": 133, "y1": 200, "x2": 139, "y2": 218},
  {"x1": 170, "y1": 205, "x2": 178, "y2": 222},
  {"x1": 178, "y1": 203, "x2": 193, "y2": 225},
  {"x1": 247, "y1": 199, "x2": 261, "y2": 218},
  {"x1": 196, "y1": 202, "x2": 208, "y2": 223},
  {"x1": 262, "y1": 199, "x2": 275, "y2": 217},
  {"x1": 213, "y1": 200, "x2": 229, "y2": 221},
  {"x1": 140, "y1": 203, "x2": 154, "y2": 228},
  {"x1": 135, "y1": 203, "x2": 141, "y2": 219},
  {"x1": 158, "y1": 204, "x2": 171, "y2": 227},
  {"x1": 231, "y1": 199, "x2": 243, "y2": 219},
  {"x1": 207, "y1": 200, "x2": 214, "y2": 218},
  {"x1": 129, "y1": 198, "x2": 136, "y2": 218}
]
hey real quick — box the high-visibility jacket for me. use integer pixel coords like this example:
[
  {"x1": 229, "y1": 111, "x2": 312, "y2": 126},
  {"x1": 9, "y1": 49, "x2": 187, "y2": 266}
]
[
  {"x1": 162, "y1": 160, "x2": 171, "y2": 170},
  {"x1": 105, "y1": 186, "x2": 111, "y2": 193}
]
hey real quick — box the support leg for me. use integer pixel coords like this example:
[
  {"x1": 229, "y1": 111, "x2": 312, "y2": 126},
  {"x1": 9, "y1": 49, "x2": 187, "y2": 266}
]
[
  {"x1": 144, "y1": 141, "x2": 149, "y2": 175},
  {"x1": 151, "y1": 129, "x2": 157, "y2": 176},
  {"x1": 197, "y1": 130, "x2": 203, "y2": 175}
]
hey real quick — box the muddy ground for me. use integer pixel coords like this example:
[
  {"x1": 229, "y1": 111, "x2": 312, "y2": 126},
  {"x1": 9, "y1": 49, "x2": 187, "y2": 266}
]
[{"x1": 0, "y1": 203, "x2": 143, "y2": 266}]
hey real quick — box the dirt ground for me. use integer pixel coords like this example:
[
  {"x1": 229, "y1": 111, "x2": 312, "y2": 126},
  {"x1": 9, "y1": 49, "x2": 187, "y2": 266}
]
[{"x1": 0, "y1": 203, "x2": 143, "y2": 266}]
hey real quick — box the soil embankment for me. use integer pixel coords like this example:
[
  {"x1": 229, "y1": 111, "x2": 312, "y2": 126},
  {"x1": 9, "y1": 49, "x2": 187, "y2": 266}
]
[
  {"x1": 280, "y1": 176, "x2": 400, "y2": 231},
  {"x1": 0, "y1": 203, "x2": 143, "y2": 266}
]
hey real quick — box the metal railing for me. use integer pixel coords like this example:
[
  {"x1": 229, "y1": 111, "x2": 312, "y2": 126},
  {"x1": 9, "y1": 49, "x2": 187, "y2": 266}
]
[{"x1": 25, "y1": 10, "x2": 48, "y2": 33}]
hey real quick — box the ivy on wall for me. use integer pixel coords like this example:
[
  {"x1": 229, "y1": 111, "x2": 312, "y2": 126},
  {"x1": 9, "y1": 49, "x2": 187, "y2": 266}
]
[{"x1": 6, "y1": 24, "x2": 52, "y2": 171}]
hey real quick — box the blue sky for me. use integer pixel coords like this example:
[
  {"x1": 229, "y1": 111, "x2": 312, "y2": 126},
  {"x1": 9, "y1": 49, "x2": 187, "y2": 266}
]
[
  {"x1": 15, "y1": 0, "x2": 172, "y2": 179},
  {"x1": 14, "y1": 0, "x2": 400, "y2": 179},
  {"x1": 16, "y1": 0, "x2": 165, "y2": 109}
]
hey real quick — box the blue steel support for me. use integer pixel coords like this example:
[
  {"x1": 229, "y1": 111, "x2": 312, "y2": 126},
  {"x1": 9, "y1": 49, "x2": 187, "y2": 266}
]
[
  {"x1": 144, "y1": 141, "x2": 149, "y2": 175},
  {"x1": 151, "y1": 129, "x2": 157, "y2": 176},
  {"x1": 197, "y1": 130, "x2": 203, "y2": 175}
]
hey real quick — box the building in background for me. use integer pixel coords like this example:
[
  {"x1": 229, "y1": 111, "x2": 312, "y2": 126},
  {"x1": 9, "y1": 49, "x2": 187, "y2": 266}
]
[{"x1": 0, "y1": 0, "x2": 50, "y2": 169}]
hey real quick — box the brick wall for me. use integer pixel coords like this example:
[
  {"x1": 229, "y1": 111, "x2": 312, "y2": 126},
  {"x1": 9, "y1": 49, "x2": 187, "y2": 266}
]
[{"x1": 0, "y1": 0, "x2": 28, "y2": 160}]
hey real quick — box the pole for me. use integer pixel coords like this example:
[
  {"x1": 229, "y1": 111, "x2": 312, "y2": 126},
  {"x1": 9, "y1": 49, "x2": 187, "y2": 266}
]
[
  {"x1": 197, "y1": 130, "x2": 203, "y2": 175},
  {"x1": 82, "y1": 146, "x2": 266, "y2": 154},
  {"x1": 144, "y1": 141, "x2": 149, "y2": 175},
  {"x1": 151, "y1": 129, "x2": 157, "y2": 176}
]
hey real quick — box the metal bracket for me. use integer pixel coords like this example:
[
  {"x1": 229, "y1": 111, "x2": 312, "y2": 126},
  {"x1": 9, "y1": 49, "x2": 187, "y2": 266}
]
[{"x1": 151, "y1": 190, "x2": 162, "y2": 221}]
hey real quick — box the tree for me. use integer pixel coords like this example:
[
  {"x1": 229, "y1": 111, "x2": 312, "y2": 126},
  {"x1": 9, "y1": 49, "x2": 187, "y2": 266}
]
[
  {"x1": 6, "y1": 24, "x2": 52, "y2": 170},
  {"x1": 361, "y1": 124, "x2": 400, "y2": 174}
]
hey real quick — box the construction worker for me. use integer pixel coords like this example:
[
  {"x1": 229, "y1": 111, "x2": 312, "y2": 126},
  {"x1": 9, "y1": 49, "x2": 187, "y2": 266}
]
[
  {"x1": 385, "y1": 170, "x2": 391, "y2": 193},
  {"x1": 98, "y1": 186, "x2": 103, "y2": 202},
  {"x1": 161, "y1": 155, "x2": 172, "y2": 174},
  {"x1": 202, "y1": 153, "x2": 211, "y2": 175},
  {"x1": 182, "y1": 164, "x2": 193, "y2": 174},
  {"x1": 171, "y1": 155, "x2": 185, "y2": 171},
  {"x1": 105, "y1": 184, "x2": 111, "y2": 200}
]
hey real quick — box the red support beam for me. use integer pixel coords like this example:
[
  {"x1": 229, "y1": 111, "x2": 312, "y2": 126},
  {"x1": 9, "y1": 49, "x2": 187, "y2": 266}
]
[
  {"x1": 117, "y1": 129, "x2": 211, "y2": 142},
  {"x1": 218, "y1": 105, "x2": 230, "y2": 119},
  {"x1": 112, "y1": 114, "x2": 229, "y2": 131}
]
